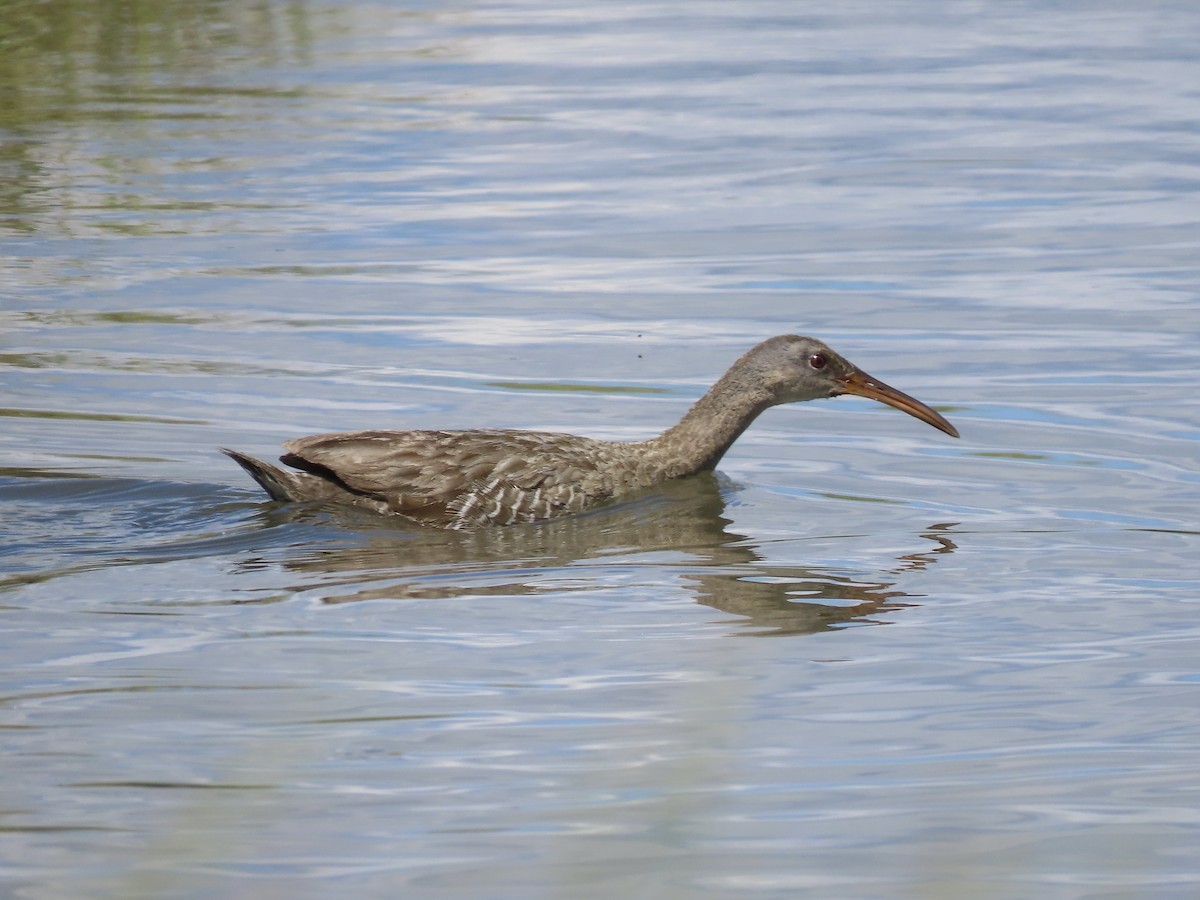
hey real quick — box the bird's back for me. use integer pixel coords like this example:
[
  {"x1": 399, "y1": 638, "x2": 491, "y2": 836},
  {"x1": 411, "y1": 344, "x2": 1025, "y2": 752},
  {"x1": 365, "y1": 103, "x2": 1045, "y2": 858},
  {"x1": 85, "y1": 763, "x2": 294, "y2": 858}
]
[{"x1": 281, "y1": 428, "x2": 648, "y2": 528}]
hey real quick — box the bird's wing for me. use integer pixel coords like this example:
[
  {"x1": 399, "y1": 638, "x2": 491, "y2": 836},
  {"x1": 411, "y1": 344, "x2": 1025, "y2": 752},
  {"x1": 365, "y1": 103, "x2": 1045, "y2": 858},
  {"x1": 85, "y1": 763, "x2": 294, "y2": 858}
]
[
  {"x1": 283, "y1": 430, "x2": 494, "y2": 496},
  {"x1": 281, "y1": 430, "x2": 612, "y2": 528}
]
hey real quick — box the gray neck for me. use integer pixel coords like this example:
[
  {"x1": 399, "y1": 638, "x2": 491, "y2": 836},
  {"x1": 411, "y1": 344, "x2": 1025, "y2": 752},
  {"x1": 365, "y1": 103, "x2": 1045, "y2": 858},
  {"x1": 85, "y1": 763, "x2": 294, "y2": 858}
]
[{"x1": 643, "y1": 368, "x2": 776, "y2": 478}]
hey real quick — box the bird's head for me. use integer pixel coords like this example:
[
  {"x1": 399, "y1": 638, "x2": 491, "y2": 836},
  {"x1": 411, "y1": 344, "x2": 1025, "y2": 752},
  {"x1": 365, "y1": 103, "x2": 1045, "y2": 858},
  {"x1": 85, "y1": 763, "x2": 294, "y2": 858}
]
[{"x1": 750, "y1": 335, "x2": 959, "y2": 437}]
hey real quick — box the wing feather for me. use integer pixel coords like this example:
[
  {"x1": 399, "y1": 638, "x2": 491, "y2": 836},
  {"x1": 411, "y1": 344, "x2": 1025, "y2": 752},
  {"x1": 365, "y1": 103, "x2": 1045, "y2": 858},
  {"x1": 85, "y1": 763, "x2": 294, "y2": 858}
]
[{"x1": 280, "y1": 429, "x2": 622, "y2": 528}]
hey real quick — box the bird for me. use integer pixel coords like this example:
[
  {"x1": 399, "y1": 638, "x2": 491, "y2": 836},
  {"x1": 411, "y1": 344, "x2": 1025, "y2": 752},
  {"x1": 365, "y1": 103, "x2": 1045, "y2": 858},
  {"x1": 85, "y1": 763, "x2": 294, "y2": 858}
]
[{"x1": 223, "y1": 335, "x2": 958, "y2": 529}]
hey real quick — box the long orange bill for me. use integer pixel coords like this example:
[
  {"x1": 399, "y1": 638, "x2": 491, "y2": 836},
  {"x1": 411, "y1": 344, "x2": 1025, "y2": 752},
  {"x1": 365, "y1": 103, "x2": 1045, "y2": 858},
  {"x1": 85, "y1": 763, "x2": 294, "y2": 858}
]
[{"x1": 840, "y1": 370, "x2": 960, "y2": 438}]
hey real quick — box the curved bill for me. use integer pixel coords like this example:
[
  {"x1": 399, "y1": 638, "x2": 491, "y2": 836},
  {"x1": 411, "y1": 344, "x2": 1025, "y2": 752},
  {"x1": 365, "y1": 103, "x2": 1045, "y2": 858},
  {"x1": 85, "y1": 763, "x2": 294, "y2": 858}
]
[{"x1": 840, "y1": 370, "x2": 959, "y2": 438}]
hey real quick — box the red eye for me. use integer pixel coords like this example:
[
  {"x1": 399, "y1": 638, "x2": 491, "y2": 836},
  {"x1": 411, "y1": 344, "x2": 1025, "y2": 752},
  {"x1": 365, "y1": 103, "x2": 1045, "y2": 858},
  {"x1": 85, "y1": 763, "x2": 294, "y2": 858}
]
[{"x1": 808, "y1": 353, "x2": 827, "y2": 370}]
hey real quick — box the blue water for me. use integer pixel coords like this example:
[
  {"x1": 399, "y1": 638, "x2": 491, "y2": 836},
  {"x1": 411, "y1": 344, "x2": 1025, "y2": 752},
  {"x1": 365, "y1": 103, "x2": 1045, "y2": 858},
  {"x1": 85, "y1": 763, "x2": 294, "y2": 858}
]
[{"x1": 2, "y1": 2, "x2": 1199, "y2": 897}]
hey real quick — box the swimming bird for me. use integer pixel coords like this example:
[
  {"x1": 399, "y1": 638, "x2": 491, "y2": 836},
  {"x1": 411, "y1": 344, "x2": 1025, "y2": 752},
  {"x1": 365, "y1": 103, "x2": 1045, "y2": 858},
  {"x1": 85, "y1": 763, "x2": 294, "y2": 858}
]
[{"x1": 223, "y1": 335, "x2": 958, "y2": 529}]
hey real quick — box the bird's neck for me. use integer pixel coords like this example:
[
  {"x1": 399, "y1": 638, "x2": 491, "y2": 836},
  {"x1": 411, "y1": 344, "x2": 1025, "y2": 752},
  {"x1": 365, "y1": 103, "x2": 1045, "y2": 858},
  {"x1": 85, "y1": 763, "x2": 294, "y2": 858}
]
[{"x1": 644, "y1": 369, "x2": 775, "y2": 478}]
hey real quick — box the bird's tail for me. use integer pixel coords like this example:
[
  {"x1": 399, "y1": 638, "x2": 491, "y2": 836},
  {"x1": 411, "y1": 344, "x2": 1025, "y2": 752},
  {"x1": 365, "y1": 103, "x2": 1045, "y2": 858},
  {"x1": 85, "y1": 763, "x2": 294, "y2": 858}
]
[{"x1": 221, "y1": 448, "x2": 303, "y2": 502}]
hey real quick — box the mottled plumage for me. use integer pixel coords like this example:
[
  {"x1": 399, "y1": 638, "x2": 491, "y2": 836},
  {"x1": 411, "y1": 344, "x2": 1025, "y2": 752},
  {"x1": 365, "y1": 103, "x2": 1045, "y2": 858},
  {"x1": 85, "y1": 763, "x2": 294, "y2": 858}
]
[{"x1": 224, "y1": 335, "x2": 958, "y2": 529}]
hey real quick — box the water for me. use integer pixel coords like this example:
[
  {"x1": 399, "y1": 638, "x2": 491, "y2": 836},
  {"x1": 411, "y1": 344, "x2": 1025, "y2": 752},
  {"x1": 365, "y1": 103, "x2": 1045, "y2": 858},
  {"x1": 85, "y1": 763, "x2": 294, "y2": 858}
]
[{"x1": 3, "y1": 1, "x2": 1199, "y2": 897}]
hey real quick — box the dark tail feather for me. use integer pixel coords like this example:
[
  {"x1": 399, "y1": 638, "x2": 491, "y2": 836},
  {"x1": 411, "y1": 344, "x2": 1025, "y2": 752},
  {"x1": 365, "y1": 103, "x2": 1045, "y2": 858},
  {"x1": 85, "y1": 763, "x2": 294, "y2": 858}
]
[{"x1": 221, "y1": 448, "x2": 302, "y2": 502}]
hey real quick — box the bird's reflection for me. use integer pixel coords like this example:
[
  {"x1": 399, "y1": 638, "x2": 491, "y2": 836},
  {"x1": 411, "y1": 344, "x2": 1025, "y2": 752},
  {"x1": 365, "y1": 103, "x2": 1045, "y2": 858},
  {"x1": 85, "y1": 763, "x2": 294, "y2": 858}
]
[{"x1": 239, "y1": 474, "x2": 957, "y2": 636}]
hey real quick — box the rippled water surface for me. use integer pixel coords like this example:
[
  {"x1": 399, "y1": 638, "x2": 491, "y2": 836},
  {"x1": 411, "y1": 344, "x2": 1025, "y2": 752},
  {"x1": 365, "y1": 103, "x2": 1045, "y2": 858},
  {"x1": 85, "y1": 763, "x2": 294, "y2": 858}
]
[{"x1": 3, "y1": 2, "x2": 1199, "y2": 897}]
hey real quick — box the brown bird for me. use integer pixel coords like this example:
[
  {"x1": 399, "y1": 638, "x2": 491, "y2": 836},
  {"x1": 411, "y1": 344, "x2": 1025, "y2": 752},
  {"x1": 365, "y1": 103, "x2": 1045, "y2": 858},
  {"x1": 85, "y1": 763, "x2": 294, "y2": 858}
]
[{"x1": 223, "y1": 335, "x2": 958, "y2": 529}]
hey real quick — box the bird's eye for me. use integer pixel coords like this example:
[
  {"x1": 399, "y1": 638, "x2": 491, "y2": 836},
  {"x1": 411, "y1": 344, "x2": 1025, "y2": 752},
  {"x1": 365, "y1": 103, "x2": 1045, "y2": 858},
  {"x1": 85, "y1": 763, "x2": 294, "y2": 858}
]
[{"x1": 808, "y1": 353, "x2": 827, "y2": 370}]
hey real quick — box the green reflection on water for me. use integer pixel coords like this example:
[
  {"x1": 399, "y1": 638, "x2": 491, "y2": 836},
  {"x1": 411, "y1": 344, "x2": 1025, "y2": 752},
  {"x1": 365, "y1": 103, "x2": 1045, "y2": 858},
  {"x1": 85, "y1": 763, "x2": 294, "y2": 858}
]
[
  {"x1": 971, "y1": 450, "x2": 1102, "y2": 467},
  {"x1": 487, "y1": 381, "x2": 668, "y2": 395},
  {"x1": 819, "y1": 492, "x2": 903, "y2": 505},
  {"x1": 0, "y1": 0, "x2": 316, "y2": 100},
  {"x1": 0, "y1": 406, "x2": 203, "y2": 425},
  {"x1": 970, "y1": 451, "x2": 1049, "y2": 461},
  {"x1": 0, "y1": 0, "x2": 319, "y2": 233}
]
